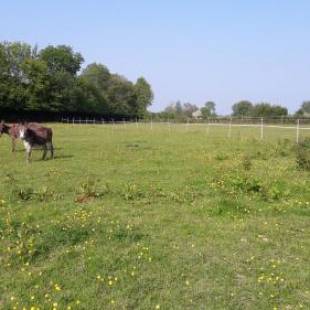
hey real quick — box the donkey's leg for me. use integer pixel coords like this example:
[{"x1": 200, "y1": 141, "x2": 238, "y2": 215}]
[
  {"x1": 23, "y1": 141, "x2": 32, "y2": 163},
  {"x1": 26, "y1": 148, "x2": 32, "y2": 163},
  {"x1": 11, "y1": 138, "x2": 16, "y2": 152},
  {"x1": 48, "y1": 142, "x2": 54, "y2": 159},
  {"x1": 42, "y1": 144, "x2": 47, "y2": 160}
]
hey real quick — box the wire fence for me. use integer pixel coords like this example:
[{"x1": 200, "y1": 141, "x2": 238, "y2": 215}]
[{"x1": 61, "y1": 117, "x2": 310, "y2": 143}]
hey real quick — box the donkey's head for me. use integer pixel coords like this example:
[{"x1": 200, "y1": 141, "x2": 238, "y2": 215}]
[{"x1": 0, "y1": 121, "x2": 7, "y2": 137}]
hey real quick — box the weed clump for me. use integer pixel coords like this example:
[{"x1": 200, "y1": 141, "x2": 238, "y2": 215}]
[
  {"x1": 75, "y1": 176, "x2": 110, "y2": 203},
  {"x1": 296, "y1": 138, "x2": 310, "y2": 171},
  {"x1": 241, "y1": 154, "x2": 252, "y2": 171}
]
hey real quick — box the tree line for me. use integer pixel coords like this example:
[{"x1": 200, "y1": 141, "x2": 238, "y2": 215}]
[
  {"x1": 0, "y1": 41, "x2": 153, "y2": 120},
  {"x1": 153, "y1": 100, "x2": 310, "y2": 120}
]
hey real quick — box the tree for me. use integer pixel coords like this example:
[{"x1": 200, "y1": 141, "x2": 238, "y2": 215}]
[
  {"x1": 201, "y1": 101, "x2": 216, "y2": 118},
  {"x1": 182, "y1": 102, "x2": 198, "y2": 118},
  {"x1": 296, "y1": 101, "x2": 310, "y2": 116},
  {"x1": 232, "y1": 100, "x2": 253, "y2": 116},
  {"x1": 252, "y1": 103, "x2": 287, "y2": 117},
  {"x1": 81, "y1": 63, "x2": 110, "y2": 91},
  {"x1": 301, "y1": 101, "x2": 310, "y2": 114},
  {"x1": 22, "y1": 58, "x2": 50, "y2": 111},
  {"x1": 106, "y1": 74, "x2": 137, "y2": 117},
  {"x1": 134, "y1": 77, "x2": 154, "y2": 117},
  {"x1": 37, "y1": 45, "x2": 85, "y2": 112},
  {"x1": 0, "y1": 41, "x2": 155, "y2": 119},
  {"x1": 79, "y1": 63, "x2": 111, "y2": 114},
  {"x1": 0, "y1": 42, "x2": 34, "y2": 111},
  {"x1": 39, "y1": 45, "x2": 84, "y2": 75}
]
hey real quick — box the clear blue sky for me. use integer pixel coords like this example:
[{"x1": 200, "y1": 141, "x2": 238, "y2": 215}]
[{"x1": 1, "y1": 1, "x2": 310, "y2": 114}]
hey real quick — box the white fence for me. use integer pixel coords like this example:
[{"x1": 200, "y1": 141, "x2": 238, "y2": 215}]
[{"x1": 61, "y1": 117, "x2": 310, "y2": 143}]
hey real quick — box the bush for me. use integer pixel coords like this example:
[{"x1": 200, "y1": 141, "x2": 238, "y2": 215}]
[
  {"x1": 241, "y1": 154, "x2": 252, "y2": 171},
  {"x1": 296, "y1": 138, "x2": 310, "y2": 171}
]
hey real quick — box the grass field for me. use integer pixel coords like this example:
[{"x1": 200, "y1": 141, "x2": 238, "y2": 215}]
[{"x1": 0, "y1": 123, "x2": 309, "y2": 310}]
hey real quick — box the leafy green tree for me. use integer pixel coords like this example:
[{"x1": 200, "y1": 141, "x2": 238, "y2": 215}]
[
  {"x1": 0, "y1": 41, "x2": 154, "y2": 119},
  {"x1": 134, "y1": 77, "x2": 154, "y2": 117},
  {"x1": 183, "y1": 102, "x2": 198, "y2": 118},
  {"x1": 201, "y1": 101, "x2": 216, "y2": 118},
  {"x1": 302, "y1": 101, "x2": 310, "y2": 114},
  {"x1": 39, "y1": 45, "x2": 83, "y2": 75},
  {"x1": 232, "y1": 100, "x2": 253, "y2": 116},
  {"x1": 0, "y1": 42, "x2": 34, "y2": 111},
  {"x1": 164, "y1": 101, "x2": 184, "y2": 119},
  {"x1": 79, "y1": 63, "x2": 111, "y2": 114},
  {"x1": 296, "y1": 101, "x2": 310, "y2": 116},
  {"x1": 22, "y1": 58, "x2": 49, "y2": 111},
  {"x1": 81, "y1": 63, "x2": 110, "y2": 91},
  {"x1": 106, "y1": 74, "x2": 137, "y2": 117},
  {"x1": 252, "y1": 103, "x2": 287, "y2": 117},
  {"x1": 37, "y1": 45, "x2": 85, "y2": 112}
]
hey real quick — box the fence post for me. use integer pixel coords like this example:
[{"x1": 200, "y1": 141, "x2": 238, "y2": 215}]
[
  {"x1": 206, "y1": 118, "x2": 210, "y2": 135},
  {"x1": 150, "y1": 118, "x2": 153, "y2": 130},
  {"x1": 186, "y1": 119, "x2": 189, "y2": 132},
  {"x1": 296, "y1": 119, "x2": 300, "y2": 144},
  {"x1": 167, "y1": 119, "x2": 171, "y2": 134},
  {"x1": 227, "y1": 117, "x2": 232, "y2": 138},
  {"x1": 260, "y1": 117, "x2": 264, "y2": 140}
]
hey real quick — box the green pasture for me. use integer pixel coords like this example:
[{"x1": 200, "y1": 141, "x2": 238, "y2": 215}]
[{"x1": 0, "y1": 123, "x2": 309, "y2": 309}]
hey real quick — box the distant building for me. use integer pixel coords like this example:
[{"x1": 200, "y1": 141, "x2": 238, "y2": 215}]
[{"x1": 192, "y1": 110, "x2": 202, "y2": 119}]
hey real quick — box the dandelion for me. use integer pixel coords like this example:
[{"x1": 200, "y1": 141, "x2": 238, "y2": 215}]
[
  {"x1": 155, "y1": 305, "x2": 160, "y2": 309},
  {"x1": 185, "y1": 280, "x2": 190, "y2": 286}
]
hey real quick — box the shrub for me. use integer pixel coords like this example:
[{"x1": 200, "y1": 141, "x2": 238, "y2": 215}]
[
  {"x1": 241, "y1": 154, "x2": 252, "y2": 171},
  {"x1": 75, "y1": 176, "x2": 109, "y2": 203},
  {"x1": 296, "y1": 138, "x2": 310, "y2": 171}
]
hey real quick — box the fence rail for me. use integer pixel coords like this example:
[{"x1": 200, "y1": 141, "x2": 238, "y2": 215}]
[{"x1": 61, "y1": 117, "x2": 310, "y2": 143}]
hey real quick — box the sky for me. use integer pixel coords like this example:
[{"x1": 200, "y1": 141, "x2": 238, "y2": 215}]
[{"x1": 1, "y1": 0, "x2": 310, "y2": 114}]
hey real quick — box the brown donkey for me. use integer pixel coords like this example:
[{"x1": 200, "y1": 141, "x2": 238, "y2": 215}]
[
  {"x1": 0, "y1": 122, "x2": 42, "y2": 152},
  {"x1": 19, "y1": 124, "x2": 54, "y2": 162}
]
